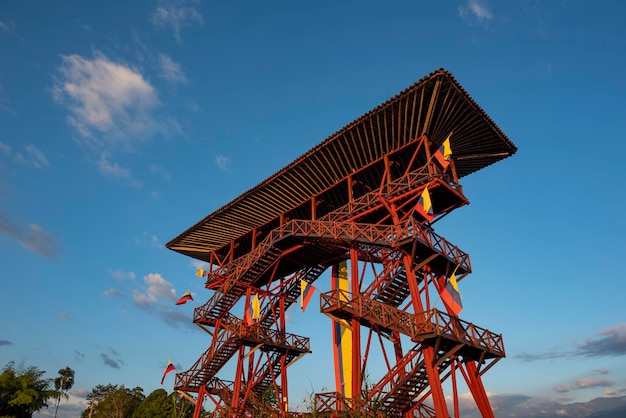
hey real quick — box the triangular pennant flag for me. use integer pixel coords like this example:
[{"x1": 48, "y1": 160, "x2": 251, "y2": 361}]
[
  {"x1": 300, "y1": 280, "x2": 316, "y2": 312},
  {"x1": 175, "y1": 291, "x2": 193, "y2": 305},
  {"x1": 160, "y1": 360, "x2": 175, "y2": 385},
  {"x1": 415, "y1": 186, "x2": 434, "y2": 221},
  {"x1": 244, "y1": 301, "x2": 254, "y2": 326},
  {"x1": 434, "y1": 134, "x2": 452, "y2": 170},
  {"x1": 440, "y1": 268, "x2": 462, "y2": 316},
  {"x1": 251, "y1": 293, "x2": 260, "y2": 320}
]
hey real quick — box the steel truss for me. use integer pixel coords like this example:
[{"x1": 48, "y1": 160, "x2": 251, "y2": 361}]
[{"x1": 176, "y1": 135, "x2": 505, "y2": 417}]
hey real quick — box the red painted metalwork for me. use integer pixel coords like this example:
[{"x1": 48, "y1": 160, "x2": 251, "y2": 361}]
[{"x1": 166, "y1": 69, "x2": 516, "y2": 416}]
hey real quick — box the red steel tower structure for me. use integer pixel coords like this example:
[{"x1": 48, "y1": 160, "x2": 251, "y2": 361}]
[{"x1": 166, "y1": 69, "x2": 517, "y2": 417}]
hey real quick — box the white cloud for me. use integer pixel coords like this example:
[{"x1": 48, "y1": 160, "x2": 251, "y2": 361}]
[
  {"x1": 97, "y1": 152, "x2": 130, "y2": 177},
  {"x1": 71, "y1": 388, "x2": 89, "y2": 398},
  {"x1": 53, "y1": 52, "x2": 162, "y2": 151},
  {"x1": 151, "y1": 235, "x2": 162, "y2": 247},
  {"x1": 214, "y1": 153, "x2": 230, "y2": 171},
  {"x1": 103, "y1": 288, "x2": 123, "y2": 297},
  {"x1": 133, "y1": 273, "x2": 176, "y2": 306},
  {"x1": 458, "y1": 0, "x2": 493, "y2": 25},
  {"x1": 133, "y1": 231, "x2": 163, "y2": 247},
  {"x1": 190, "y1": 259, "x2": 210, "y2": 272},
  {"x1": 158, "y1": 53, "x2": 187, "y2": 84},
  {"x1": 96, "y1": 153, "x2": 142, "y2": 188},
  {"x1": 130, "y1": 272, "x2": 194, "y2": 328},
  {"x1": 151, "y1": 0, "x2": 203, "y2": 42},
  {"x1": 108, "y1": 269, "x2": 136, "y2": 281}
]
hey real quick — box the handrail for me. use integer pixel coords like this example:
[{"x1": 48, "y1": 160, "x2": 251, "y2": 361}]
[{"x1": 320, "y1": 290, "x2": 504, "y2": 357}]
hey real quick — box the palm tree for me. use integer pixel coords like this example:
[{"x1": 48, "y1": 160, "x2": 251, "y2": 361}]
[{"x1": 53, "y1": 366, "x2": 75, "y2": 418}]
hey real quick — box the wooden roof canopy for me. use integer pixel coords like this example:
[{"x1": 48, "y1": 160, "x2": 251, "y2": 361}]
[{"x1": 166, "y1": 68, "x2": 517, "y2": 263}]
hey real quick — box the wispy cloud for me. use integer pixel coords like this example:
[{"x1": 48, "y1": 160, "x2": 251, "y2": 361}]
[
  {"x1": 151, "y1": 0, "x2": 203, "y2": 42},
  {"x1": 100, "y1": 347, "x2": 124, "y2": 369},
  {"x1": 53, "y1": 52, "x2": 163, "y2": 150},
  {"x1": 0, "y1": 141, "x2": 10, "y2": 155},
  {"x1": 74, "y1": 351, "x2": 85, "y2": 361},
  {"x1": 103, "y1": 288, "x2": 123, "y2": 297},
  {"x1": 190, "y1": 259, "x2": 210, "y2": 273},
  {"x1": 96, "y1": 152, "x2": 142, "y2": 188},
  {"x1": 0, "y1": 209, "x2": 63, "y2": 259},
  {"x1": 108, "y1": 269, "x2": 136, "y2": 281},
  {"x1": 214, "y1": 153, "x2": 230, "y2": 171},
  {"x1": 458, "y1": 0, "x2": 493, "y2": 25},
  {"x1": 577, "y1": 323, "x2": 626, "y2": 357},
  {"x1": 516, "y1": 323, "x2": 626, "y2": 361},
  {"x1": 0, "y1": 340, "x2": 13, "y2": 347},
  {"x1": 101, "y1": 353, "x2": 121, "y2": 369},
  {"x1": 15, "y1": 145, "x2": 49, "y2": 168},
  {"x1": 133, "y1": 232, "x2": 162, "y2": 248},
  {"x1": 605, "y1": 387, "x2": 626, "y2": 396},
  {"x1": 148, "y1": 163, "x2": 171, "y2": 181},
  {"x1": 0, "y1": 20, "x2": 16, "y2": 34},
  {"x1": 0, "y1": 143, "x2": 49, "y2": 168},
  {"x1": 554, "y1": 377, "x2": 614, "y2": 393},
  {"x1": 158, "y1": 53, "x2": 187, "y2": 84}
]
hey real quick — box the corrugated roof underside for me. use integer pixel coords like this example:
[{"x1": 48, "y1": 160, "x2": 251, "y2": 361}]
[{"x1": 167, "y1": 69, "x2": 517, "y2": 256}]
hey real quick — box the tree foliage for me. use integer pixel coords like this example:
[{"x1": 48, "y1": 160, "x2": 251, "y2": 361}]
[
  {"x1": 130, "y1": 388, "x2": 170, "y2": 418},
  {"x1": 81, "y1": 385, "x2": 144, "y2": 418},
  {"x1": 52, "y1": 366, "x2": 75, "y2": 418},
  {"x1": 81, "y1": 386, "x2": 196, "y2": 418},
  {"x1": 0, "y1": 361, "x2": 55, "y2": 418},
  {"x1": 130, "y1": 388, "x2": 193, "y2": 418}
]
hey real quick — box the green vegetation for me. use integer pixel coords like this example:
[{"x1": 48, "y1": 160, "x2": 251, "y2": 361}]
[
  {"x1": 0, "y1": 360, "x2": 199, "y2": 418},
  {"x1": 0, "y1": 361, "x2": 56, "y2": 418},
  {"x1": 80, "y1": 384, "x2": 196, "y2": 418},
  {"x1": 80, "y1": 384, "x2": 144, "y2": 418},
  {"x1": 53, "y1": 366, "x2": 75, "y2": 418}
]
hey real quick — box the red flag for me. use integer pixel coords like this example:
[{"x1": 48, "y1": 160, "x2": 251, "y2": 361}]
[
  {"x1": 433, "y1": 135, "x2": 452, "y2": 170},
  {"x1": 244, "y1": 302, "x2": 254, "y2": 325},
  {"x1": 300, "y1": 280, "x2": 316, "y2": 312},
  {"x1": 415, "y1": 186, "x2": 434, "y2": 221},
  {"x1": 175, "y1": 291, "x2": 193, "y2": 305},
  {"x1": 440, "y1": 270, "x2": 462, "y2": 316},
  {"x1": 160, "y1": 360, "x2": 175, "y2": 385}
]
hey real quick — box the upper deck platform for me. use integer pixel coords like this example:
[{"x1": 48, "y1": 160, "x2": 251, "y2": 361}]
[{"x1": 167, "y1": 69, "x2": 517, "y2": 262}]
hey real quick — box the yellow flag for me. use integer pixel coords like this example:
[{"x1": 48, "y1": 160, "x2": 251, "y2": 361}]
[{"x1": 251, "y1": 293, "x2": 260, "y2": 319}]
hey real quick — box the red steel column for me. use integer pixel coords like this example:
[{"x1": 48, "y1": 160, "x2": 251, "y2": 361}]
[
  {"x1": 350, "y1": 248, "x2": 361, "y2": 406},
  {"x1": 463, "y1": 361, "x2": 494, "y2": 418}
]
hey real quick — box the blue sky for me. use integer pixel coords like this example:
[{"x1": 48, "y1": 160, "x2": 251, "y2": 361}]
[{"x1": 1, "y1": 1, "x2": 625, "y2": 417}]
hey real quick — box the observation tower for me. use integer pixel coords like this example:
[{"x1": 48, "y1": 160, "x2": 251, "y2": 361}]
[{"x1": 166, "y1": 68, "x2": 517, "y2": 417}]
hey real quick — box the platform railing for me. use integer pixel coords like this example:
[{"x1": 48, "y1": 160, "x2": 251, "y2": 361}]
[{"x1": 320, "y1": 289, "x2": 505, "y2": 358}]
